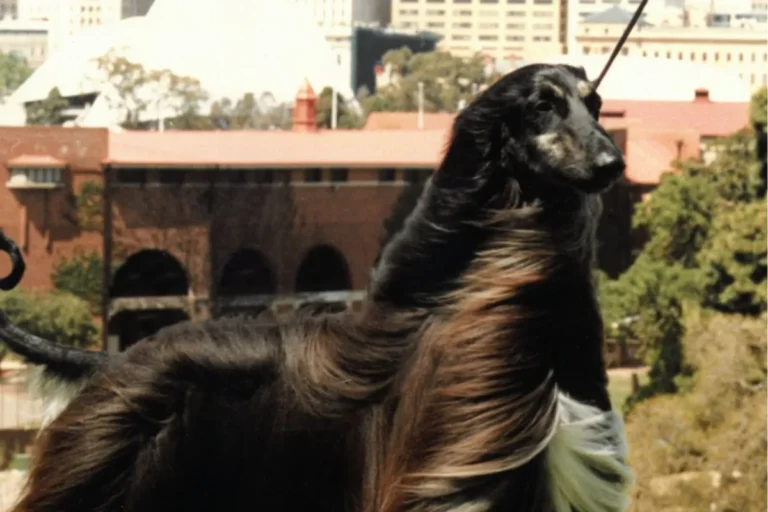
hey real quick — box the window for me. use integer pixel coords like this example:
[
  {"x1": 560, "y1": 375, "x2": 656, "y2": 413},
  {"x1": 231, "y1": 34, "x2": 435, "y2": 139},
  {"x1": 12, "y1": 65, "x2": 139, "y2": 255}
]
[
  {"x1": 452, "y1": 21, "x2": 472, "y2": 28},
  {"x1": 398, "y1": 8, "x2": 418, "y2": 15},
  {"x1": 507, "y1": 23, "x2": 524, "y2": 29},
  {"x1": 427, "y1": 21, "x2": 445, "y2": 28},
  {"x1": 533, "y1": 0, "x2": 553, "y2": 3},
  {"x1": 479, "y1": 35, "x2": 499, "y2": 41},
  {"x1": 8, "y1": 167, "x2": 63, "y2": 187},
  {"x1": 304, "y1": 168, "x2": 322, "y2": 183},
  {"x1": 158, "y1": 170, "x2": 185, "y2": 186},
  {"x1": 404, "y1": 169, "x2": 427, "y2": 184},
  {"x1": 506, "y1": 35, "x2": 524, "y2": 41},
  {"x1": 480, "y1": 0, "x2": 498, "y2": 3},
  {"x1": 426, "y1": 9, "x2": 445, "y2": 15},
  {"x1": 330, "y1": 168, "x2": 348, "y2": 183},
  {"x1": 533, "y1": 23, "x2": 553, "y2": 29},
  {"x1": 507, "y1": 0, "x2": 525, "y2": 3},
  {"x1": 583, "y1": 46, "x2": 591, "y2": 55},
  {"x1": 479, "y1": 22, "x2": 499, "y2": 29},
  {"x1": 378, "y1": 169, "x2": 396, "y2": 182},
  {"x1": 253, "y1": 170, "x2": 275, "y2": 184},
  {"x1": 116, "y1": 169, "x2": 146, "y2": 185},
  {"x1": 453, "y1": 9, "x2": 472, "y2": 15},
  {"x1": 533, "y1": 35, "x2": 551, "y2": 42},
  {"x1": 452, "y1": 34, "x2": 471, "y2": 40},
  {"x1": 507, "y1": 10, "x2": 524, "y2": 16},
  {"x1": 533, "y1": 10, "x2": 553, "y2": 17}
]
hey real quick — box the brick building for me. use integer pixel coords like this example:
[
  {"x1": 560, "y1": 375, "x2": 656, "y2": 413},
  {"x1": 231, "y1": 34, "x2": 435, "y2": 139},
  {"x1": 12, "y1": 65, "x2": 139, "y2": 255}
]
[{"x1": 0, "y1": 80, "x2": 634, "y2": 353}]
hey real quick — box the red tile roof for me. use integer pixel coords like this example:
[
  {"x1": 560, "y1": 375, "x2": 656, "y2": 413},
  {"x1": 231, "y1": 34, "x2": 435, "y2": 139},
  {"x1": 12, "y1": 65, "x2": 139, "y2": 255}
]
[
  {"x1": 6, "y1": 154, "x2": 67, "y2": 167},
  {"x1": 364, "y1": 112, "x2": 455, "y2": 131},
  {"x1": 106, "y1": 129, "x2": 450, "y2": 168},
  {"x1": 600, "y1": 99, "x2": 749, "y2": 138}
]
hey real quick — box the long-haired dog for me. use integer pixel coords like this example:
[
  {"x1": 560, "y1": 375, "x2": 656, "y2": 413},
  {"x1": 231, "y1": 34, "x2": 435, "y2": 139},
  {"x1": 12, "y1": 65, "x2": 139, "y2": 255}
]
[{"x1": 0, "y1": 63, "x2": 632, "y2": 512}]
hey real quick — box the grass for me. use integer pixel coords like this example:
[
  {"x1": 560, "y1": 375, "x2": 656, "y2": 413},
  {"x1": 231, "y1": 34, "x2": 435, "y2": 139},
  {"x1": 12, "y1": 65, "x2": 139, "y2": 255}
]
[{"x1": 608, "y1": 366, "x2": 649, "y2": 412}]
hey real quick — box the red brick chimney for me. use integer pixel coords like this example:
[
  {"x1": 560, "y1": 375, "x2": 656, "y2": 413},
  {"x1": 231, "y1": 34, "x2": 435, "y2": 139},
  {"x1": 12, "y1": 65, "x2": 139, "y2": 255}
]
[
  {"x1": 694, "y1": 88, "x2": 711, "y2": 103},
  {"x1": 293, "y1": 78, "x2": 317, "y2": 132}
]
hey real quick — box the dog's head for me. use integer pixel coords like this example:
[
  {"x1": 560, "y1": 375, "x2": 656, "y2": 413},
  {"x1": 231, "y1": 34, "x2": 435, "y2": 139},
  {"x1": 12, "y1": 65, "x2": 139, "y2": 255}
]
[{"x1": 448, "y1": 64, "x2": 625, "y2": 194}]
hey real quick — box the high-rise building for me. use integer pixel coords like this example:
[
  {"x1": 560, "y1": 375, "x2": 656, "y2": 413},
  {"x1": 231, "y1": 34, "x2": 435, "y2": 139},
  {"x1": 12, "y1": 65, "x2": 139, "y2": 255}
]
[
  {"x1": 576, "y1": 6, "x2": 768, "y2": 90},
  {"x1": 19, "y1": 0, "x2": 121, "y2": 52},
  {"x1": 390, "y1": 0, "x2": 567, "y2": 66},
  {"x1": 293, "y1": 0, "x2": 391, "y2": 28}
]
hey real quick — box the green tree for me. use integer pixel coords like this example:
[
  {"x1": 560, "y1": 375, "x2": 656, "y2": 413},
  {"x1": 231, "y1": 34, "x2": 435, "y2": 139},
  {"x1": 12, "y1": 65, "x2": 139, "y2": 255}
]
[
  {"x1": 600, "y1": 94, "x2": 764, "y2": 409},
  {"x1": 25, "y1": 87, "x2": 68, "y2": 126},
  {"x1": 0, "y1": 290, "x2": 99, "y2": 361},
  {"x1": 51, "y1": 251, "x2": 122, "y2": 315},
  {"x1": 316, "y1": 87, "x2": 364, "y2": 129},
  {"x1": 94, "y1": 49, "x2": 209, "y2": 129},
  {"x1": 361, "y1": 48, "x2": 500, "y2": 115},
  {"x1": 208, "y1": 92, "x2": 293, "y2": 130},
  {"x1": 0, "y1": 51, "x2": 32, "y2": 100}
]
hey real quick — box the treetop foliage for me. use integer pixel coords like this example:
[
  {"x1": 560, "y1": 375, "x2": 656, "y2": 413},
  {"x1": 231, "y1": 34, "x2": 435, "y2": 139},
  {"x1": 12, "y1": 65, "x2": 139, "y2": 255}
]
[
  {"x1": 600, "y1": 89, "x2": 766, "y2": 407},
  {"x1": 0, "y1": 51, "x2": 32, "y2": 100}
]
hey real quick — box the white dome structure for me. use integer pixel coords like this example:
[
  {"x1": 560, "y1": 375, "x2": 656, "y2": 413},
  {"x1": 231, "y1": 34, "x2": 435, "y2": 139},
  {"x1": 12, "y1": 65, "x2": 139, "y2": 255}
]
[
  {"x1": 539, "y1": 54, "x2": 751, "y2": 103},
  {"x1": 3, "y1": 0, "x2": 355, "y2": 127}
]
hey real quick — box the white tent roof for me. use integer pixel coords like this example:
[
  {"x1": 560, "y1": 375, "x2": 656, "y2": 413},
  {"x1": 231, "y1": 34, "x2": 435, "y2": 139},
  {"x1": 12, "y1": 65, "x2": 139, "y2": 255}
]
[
  {"x1": 5, "y1": 0, "x2": 354, "y2": 126},
  {"x1": 540, "y1": 54, "x2": 751, "y2": 102}
]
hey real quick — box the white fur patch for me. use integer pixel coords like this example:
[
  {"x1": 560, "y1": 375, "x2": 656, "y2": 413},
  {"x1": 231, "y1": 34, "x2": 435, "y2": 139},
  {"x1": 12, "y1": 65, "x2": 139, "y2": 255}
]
[
  {"x1": 546, "y1": 392, "x2": 633, "y2": 512},
  {"x1": 534, "y1": 133, "x2": 565, "y2": 161},
  {"x1": 27, "y1": 367, "x2": 88, "y2": 429},
  {"x1": 577, "y1": 80, "x2": 593, "y2": 98}
]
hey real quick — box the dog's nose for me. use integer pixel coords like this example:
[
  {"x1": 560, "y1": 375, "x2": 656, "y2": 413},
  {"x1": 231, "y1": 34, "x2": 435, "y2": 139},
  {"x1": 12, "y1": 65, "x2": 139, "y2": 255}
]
[{"x1": 594, "y1": 151, "x2": 625, "y2": 175}]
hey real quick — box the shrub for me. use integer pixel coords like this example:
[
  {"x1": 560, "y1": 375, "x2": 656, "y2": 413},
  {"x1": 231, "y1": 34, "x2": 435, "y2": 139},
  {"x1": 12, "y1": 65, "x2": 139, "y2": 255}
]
[
  {"x1": 0, "y1": 290, "x2": 99, "y2": 361},
  {"x1": 625, "y1": 310, "x2": 766, "y2": 512}
]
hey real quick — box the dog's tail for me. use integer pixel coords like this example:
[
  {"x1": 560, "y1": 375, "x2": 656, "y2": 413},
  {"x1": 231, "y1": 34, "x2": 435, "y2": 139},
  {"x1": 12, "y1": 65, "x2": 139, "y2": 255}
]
[{"x1": 0, "y1": 232, "x2": 109, "y2": 419}]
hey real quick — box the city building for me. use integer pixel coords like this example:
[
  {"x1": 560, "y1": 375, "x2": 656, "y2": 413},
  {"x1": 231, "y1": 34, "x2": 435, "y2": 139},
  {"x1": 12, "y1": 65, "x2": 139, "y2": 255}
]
[
  {"x1": 390, "y1": 0, "x2": 567, "y2": 67},
  {"x1": 565, "y1": 0, "x2": 686, "y2": 53},
  {"x1": 2, "y1": 0, "x2": 355, "y2": 127},
  {"x1": 293, "y1": 0, "x2": 391, "y2": 28},
  {"x1": 575, "y1": 5, "x2": 768, "y2": 90},
  {"x1": 0, "y1": 18, "x2": 47, "y2": 68}
]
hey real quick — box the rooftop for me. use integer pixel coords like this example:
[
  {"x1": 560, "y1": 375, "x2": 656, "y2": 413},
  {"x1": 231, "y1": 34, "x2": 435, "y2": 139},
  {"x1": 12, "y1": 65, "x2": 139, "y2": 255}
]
[
  {"x1": 582, "y1": 5, "x2": 653, "y2": 27},
  {"x1": 106, "y1": 129, "x2": 449, "y2": 168}
]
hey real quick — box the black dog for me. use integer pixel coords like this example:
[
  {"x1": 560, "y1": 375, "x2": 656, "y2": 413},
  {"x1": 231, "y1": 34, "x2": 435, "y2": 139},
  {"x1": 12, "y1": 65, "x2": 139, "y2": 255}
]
[{"x1": 3, "y1": 63, "x2": 631, "y2": 512}]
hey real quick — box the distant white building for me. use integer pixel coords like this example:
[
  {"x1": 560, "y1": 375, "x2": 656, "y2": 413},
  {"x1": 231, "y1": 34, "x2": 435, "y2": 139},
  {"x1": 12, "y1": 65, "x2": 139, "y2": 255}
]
[
  {"x1": 293, "y1": 0, "x2": 390, "y2": 28},
  {"x1": 540, "y1": 53, "x2": 752, "y2": 102},
  {"x1": 17, "y1": 0, "x2": 120, "y2": 53},
  {"x1": 3, "y1": 0, "x2": 355, "y2": 127},
  {"x1": 0, "y1": 17, "x2": 48, "y2": 67}
]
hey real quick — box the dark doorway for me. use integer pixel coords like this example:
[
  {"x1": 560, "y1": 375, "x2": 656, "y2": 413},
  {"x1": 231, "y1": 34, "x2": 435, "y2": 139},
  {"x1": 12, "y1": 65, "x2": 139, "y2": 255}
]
[
  {"x1": 109, "y1": 250, "x2": 189, "y2": 351},
  {"x1": 295, "y1": 245, "x2": 352, "y2": 292},
  {"x1": 217, "y1": 249, "x2": 276, "y2": 318}
]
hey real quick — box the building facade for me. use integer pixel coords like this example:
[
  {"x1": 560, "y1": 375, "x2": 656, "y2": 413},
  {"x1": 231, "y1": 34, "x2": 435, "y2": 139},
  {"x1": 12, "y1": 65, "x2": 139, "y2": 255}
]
[
  {"x1": 390, "y1": 0, "x2": 567, "y2": 66},
  {"x1": 0, "y1": 18, "x2": 47, "y2": 68},
  {"x1": 577, "y1": 17, "x2": 768, "y2": 90},
  {"x1": 294, "y1": 0, "x2": 392, "y2": 27}
]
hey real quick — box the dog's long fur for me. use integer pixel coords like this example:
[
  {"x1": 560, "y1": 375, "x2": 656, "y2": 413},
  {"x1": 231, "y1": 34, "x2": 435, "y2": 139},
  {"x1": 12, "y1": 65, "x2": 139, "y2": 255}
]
[{"x1": 6, "y1": 64, "x2": 632, "y2": 512}]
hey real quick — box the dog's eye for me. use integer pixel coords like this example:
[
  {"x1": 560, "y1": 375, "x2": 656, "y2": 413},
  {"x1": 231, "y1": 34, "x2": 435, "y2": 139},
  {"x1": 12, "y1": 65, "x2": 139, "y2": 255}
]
[{"x1": 535, "y1": 101, "x2": 554, "y2": 112}]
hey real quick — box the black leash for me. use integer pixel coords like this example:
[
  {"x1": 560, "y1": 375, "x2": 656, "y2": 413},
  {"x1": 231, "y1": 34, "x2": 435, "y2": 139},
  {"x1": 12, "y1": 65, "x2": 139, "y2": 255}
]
[{"x1": 593, "y1": 0, "x2": 651, "y2": 90}]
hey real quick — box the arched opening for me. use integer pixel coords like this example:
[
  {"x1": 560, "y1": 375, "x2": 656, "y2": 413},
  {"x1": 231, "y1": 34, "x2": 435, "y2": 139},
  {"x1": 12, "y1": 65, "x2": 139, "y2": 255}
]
[
  {"x1": 295, "y1": 245, "x2": 351, "y2": 293},
  {"x1": 108, "y1": 309, "x2": 190, "y2": 352},
  {"x1": 109, "y1": 250, "x2": 189, "y2": 351},
  {"x1": 216, "y1": 249, "x2": 276, "y2": 319},
  {"x1": 218, "y1": 249, "x2": 276, "y2": 296},
  {"x1": 111, "y1": 249, "x2": 189, "y2": 298}
]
